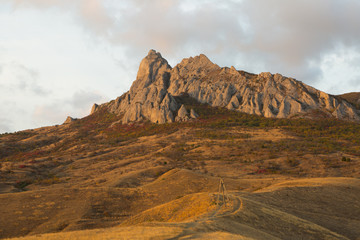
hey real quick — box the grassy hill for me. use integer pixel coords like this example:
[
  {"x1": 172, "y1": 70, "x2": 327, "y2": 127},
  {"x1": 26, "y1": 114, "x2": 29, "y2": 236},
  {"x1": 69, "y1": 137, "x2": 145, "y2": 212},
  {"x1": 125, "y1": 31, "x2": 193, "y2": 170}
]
[{"x1": 1, "y1": 96, "x2": 360, "y2": 239}]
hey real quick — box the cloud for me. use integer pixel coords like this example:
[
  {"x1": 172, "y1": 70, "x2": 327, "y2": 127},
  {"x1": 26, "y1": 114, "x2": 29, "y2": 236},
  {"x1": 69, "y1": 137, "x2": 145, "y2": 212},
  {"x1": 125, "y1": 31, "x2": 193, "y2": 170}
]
[
  {"x1": 1, "y1": 0, "x2": 360, "y2": 134},
  {"x1": 0, "y1": 100, "x2": 29, "y2": 133},
  {"x1": 6, "y1": 0, "x2": 360, "y2": 85},
  {"x1": 32, "y1": 90, "x2": 108, "y2": 126},
  {"x1": 32, "y1": 103, "x2": 67, "y2": 125},
  {"x1": 5, "y1": 1, "x2": 360, "y2": 91},
  {"x1": 0, "y1": 117, "x2": 13, "y2": 133},
  {"x1": 125, "y1": 1, "x2": 360, "y2": 90},
  {"x1": 67, "y1": 90, "x2": 108, "y2": 115},
  {"x1": 9, "y1": 0, "x2": 113, "y2": 38},
  {"x1": 0, "y1": 62, "x2": 51, "y2": 132},
  {"x1": 108, "y1": 0, "x2": 249, "y2": 63},
  {"x1": 0, "y1": 60, "x2": 106, "y2": 131},
  {"x1": 76, "y1": 0, "x2": 113, "y2": 36},
  {"x1": 317, "y1": 46, "x2": 360, "y2": 94},
  {"x1": 238, "y1": 1, "x2": 360, "y2": 79},
  {"x1": 0, "y1": 62, "x2": 50, "y2": 96}
]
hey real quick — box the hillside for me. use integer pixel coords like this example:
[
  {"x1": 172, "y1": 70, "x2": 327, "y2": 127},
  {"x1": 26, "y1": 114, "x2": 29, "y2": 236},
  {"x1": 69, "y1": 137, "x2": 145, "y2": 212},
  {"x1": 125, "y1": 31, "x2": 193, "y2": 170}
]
[
  {"x1": 338, "y1": 92, "x2": 360, "y2": 109},
  {"x1": 1, "y1": 51, "x2": 360, "y2": 239},
  {"x1": 1, "y1": 99, "x2": 360, "y2": 239}
]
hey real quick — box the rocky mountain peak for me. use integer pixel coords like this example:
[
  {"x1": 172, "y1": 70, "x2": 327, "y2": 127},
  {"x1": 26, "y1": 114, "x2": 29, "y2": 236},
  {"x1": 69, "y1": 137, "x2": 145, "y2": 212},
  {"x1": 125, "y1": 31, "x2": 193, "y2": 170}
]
[
  {"x1": 173, "y1": 54, "x2": 220, "y2": 79},
  {"x1": 130, "y1": 49, "x2": 171, "y2": 95},
  {"x1": 93, "y1": 50, "x2": 360, "y2": 124},
  {"x1": 179, "y1": 54, "x2": 214, "y2": 66},
  {"x1": 104, "y1": 50, "x2": 198, "y2": 124},
  {"x1": 64, "y1": 116, "x2": 77, "y2": 124}
]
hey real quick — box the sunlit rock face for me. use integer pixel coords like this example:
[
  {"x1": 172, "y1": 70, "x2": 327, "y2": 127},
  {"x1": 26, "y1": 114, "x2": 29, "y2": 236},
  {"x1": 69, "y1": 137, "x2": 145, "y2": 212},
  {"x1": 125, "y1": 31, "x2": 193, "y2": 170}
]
[
  {"x1": 104, "y1": 50, "x2": 178, "y2": 124},
  {"x1": 93, "y1": 50, "x2": 360, "y2": 123}
]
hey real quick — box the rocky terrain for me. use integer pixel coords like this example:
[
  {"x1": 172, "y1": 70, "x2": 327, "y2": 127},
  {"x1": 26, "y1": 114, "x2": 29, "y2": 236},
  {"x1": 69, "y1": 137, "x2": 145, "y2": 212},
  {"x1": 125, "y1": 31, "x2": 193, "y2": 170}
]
[
  {"x1": 1, "y1": 51, "x2": 360, "y2": 239},
  {"x1": 92, "y1": 50, "x2": 360, "y2": 124}
]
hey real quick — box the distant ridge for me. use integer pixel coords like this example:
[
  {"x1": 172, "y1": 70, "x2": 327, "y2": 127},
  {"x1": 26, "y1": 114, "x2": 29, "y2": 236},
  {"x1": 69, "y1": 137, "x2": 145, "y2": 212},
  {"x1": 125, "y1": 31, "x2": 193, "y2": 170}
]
[{"x1": 91, "y1": 50, "x2": 360, "y2": 123}]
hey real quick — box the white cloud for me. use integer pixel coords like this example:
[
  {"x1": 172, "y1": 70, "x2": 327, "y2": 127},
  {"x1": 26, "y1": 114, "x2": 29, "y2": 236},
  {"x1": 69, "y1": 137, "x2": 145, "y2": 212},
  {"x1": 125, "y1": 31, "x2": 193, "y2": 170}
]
[
  {"x1": 0, "y1": 3, "x2": 129, "y2": 132},
  {"x1": 2, "y1": 0, "x2": 360, "y2": 132},
  {"x1": 67, "y1": 90, "x2": 108, "y2": 115},
  {"x1": 0, "y1": 117, "x2": 13, "y2": 133},
  {"x1": 0, "y1": 62, "x2": 49, "y2": 96},
  {"x1": 32, "y1": 103, "x2": 68, "y2": 125},
  {"x1": 32, "y1": 90, "x2": 108, "y2": 127},
  {"x1": 6, "y1": 0, "x2": 360, "y2": 83},
  {"x1": 316, "y1": 47, "x2": 360, "y2": 94}
]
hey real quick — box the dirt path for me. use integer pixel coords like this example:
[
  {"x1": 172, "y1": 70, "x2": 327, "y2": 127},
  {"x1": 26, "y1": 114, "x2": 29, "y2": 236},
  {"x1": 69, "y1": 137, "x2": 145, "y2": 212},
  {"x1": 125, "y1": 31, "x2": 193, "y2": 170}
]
[{"x1": 165, "y1": 192, "x2": 243, "y2": 239}]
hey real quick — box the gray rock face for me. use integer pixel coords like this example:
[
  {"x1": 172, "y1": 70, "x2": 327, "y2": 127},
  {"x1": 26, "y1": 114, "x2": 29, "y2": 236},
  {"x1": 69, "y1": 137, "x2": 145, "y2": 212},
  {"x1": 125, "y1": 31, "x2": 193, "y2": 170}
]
[
  {"x1": 64, "y1": 116, "x2": 77, "y2": 124},
  {"x1": 105, "y1": 50, "x2": 181, "y2": 124},
  {"x1": 190, "y1": 109, "x2": 199, "y2": 119},
  {"x1": 175, "y1": 104, "x2": 189, "y2": 122},
  {"x1": 167, "y1": 64, "x2": 360, "y2": 121},
  {"x1": 93, "y1": 50, "x2": 360, "y2": 123},
  {"x1": 91, "y1": 104, "x2": 99, "y2": 114}
]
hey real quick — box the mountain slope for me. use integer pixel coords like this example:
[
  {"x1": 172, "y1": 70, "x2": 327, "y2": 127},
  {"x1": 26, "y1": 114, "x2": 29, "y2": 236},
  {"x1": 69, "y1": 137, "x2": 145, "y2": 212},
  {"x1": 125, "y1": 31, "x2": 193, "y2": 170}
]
[
  {"x1": 338, "y1": 92, "x2": 360, "y2": 109},
  {"x1": 1, "y1": 99, "x2": 360, "y2": 239},
  {"x1": 1, "y1": 50, "x2": 360, "y2": 240},
  {"x1": 92, "y1": 50, "x2": 360, "y2": 123}
]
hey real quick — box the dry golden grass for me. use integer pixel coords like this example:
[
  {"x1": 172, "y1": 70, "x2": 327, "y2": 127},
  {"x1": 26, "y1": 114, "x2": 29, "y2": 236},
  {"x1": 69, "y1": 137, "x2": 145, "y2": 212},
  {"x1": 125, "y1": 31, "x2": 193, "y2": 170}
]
[
  {"x1": 7, "y1": 225, "x2": 184, "y2": 240},
  {"x1": 123, "y1": 193, "x2": 216, "y2": 224},
  {"x1": 1, "y1": 108, "x2": 360, "y2": 239},
  {"x1": 6, "y1": 177, "x2": 359, "y2": 240}
]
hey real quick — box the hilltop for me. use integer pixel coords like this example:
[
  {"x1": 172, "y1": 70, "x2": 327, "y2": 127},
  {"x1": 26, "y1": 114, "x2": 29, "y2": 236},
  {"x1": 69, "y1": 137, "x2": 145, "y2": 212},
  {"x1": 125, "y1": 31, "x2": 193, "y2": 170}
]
[
  {"x1": 92, "y1": 50, "x2": 359, "y2": 124},
  {"x1": 0, "y1": 51, "x2": 360, "y2": 239}
]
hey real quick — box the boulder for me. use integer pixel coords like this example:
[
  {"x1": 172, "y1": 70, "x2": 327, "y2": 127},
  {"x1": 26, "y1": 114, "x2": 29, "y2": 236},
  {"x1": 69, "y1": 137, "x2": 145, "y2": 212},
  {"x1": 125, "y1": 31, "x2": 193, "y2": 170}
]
[
  {"x1": 190, "y1": 109, "x2": 199, "y2": 119},
  {"x1": 175, "y1": 105, "x2": 189, "y2": 122}
]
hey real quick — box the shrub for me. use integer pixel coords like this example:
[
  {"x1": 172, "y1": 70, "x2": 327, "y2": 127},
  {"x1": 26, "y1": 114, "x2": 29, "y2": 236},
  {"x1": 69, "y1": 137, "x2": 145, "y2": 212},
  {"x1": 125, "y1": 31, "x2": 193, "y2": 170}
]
[
  {"x1": 286, "y1": 157, "x2": 300, "y2": 167},
  {"x1": 256, "y1": 169, "x2": 267, "y2": 174},
  {"x1": 14, "y1": 180, "x2": 32, "y2": 190}
]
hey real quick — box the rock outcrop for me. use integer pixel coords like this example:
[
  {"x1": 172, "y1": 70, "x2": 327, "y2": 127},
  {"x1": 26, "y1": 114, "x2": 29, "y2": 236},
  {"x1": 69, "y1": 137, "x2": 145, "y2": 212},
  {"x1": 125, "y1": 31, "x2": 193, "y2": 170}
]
[
  {"x1": 175, "y1": 105, "x2": 189, "y2": 122},
  {"x1": 64, "y1": 116, "x2": 77, "y2": 124},
  {"x1": 94, "y1": 50, "x2": 360, "y2": 123},
  {"x1": 106, "y1": 50, "x2": 182, "y2": 124},
  {"x1": 90, "y1": 104, "x2": 99, "y2": 114},
  {"x1": 190, "y1": 109, "x2": 199, "y2": 119}
]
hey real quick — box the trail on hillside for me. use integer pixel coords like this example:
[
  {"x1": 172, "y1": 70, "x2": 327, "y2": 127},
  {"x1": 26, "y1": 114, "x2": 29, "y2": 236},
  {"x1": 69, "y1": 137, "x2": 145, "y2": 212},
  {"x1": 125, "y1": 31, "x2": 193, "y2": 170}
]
[{"x1": 164, "y1": 193, "x2": 244, "y2": 239}]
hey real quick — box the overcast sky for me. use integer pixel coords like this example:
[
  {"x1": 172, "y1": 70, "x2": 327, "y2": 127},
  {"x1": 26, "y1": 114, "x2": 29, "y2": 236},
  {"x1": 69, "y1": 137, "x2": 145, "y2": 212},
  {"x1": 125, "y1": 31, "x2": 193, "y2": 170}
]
[{"x1": 1, "y1": 0, "x2": 360, "y2": 133}]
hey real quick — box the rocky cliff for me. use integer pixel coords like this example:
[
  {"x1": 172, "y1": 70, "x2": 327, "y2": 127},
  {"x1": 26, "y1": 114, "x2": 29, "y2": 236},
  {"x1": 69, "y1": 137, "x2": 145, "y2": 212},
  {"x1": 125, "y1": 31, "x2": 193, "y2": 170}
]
[{"x1": 92, "y1": 50, "x2": 360, "y2": 123}]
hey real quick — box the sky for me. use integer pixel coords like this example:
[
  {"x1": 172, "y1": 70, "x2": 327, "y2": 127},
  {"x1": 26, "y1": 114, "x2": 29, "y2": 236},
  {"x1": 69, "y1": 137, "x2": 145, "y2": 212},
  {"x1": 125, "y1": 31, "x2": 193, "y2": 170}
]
[{"x1": 1, "y1": 0, "x2": 360, "y2": 133}]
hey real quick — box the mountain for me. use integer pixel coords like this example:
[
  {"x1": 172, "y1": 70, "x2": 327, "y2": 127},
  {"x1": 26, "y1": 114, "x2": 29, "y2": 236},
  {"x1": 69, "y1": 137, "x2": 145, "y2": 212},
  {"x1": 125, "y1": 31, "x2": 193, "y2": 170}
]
[
  {"x1": 1, "y1": 50, "x2": 360, "y2": 240},
  {"x1": 92, "y1": 50, "x2": 360, "y2": 124}
]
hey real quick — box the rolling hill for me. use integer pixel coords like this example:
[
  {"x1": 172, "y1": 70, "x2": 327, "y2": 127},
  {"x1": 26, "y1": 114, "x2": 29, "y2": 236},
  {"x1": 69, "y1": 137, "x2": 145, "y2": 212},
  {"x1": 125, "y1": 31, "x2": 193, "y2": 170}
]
[{"x1": 1, "y1": 51, "x2": 360, "y2": 239}]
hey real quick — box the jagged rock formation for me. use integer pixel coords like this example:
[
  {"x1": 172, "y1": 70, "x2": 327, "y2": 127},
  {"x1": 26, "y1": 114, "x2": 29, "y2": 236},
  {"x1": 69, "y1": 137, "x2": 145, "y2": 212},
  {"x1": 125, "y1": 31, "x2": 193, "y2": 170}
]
[
  {"x1": 190, "y1": 109, "x2": 199, "y2": 119},
  {"x1": 64, "y1": 116, "x2": 77, "y2": 124},
  {"x1": 175, "y1": 105, "x2": 190, "y2": 122},
  {"x1": 338, "y1": 92, "x2": 360, "y2": 109},
  {"x1": 90, "y1": 104, "x2": 99, "y2": 114},
  {"x1": 100, "y1": 50, "x2": 198, "y2": 124},
  {"x1": 93, "y1": 50, "x2": 360, "y2": 123}
]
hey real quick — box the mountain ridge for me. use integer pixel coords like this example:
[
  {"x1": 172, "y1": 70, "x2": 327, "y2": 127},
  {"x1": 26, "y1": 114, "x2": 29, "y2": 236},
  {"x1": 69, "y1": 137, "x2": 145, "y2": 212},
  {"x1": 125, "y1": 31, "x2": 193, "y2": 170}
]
[
  {"x1": 90, "y1": 50, "x2": 360, "y2": 124},
  {"x1": 1, "y1": 51, "x2": 360, "y2": 239}
]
